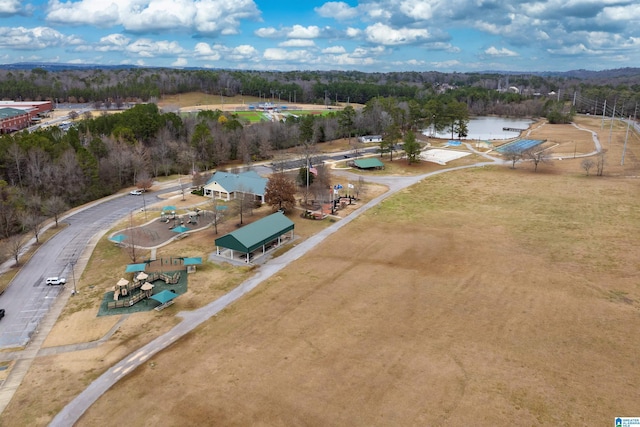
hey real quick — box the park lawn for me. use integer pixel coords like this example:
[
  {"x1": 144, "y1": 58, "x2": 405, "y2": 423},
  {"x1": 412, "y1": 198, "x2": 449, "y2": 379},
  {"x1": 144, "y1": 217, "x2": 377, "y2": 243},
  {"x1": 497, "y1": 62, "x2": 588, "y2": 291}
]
[{"x1": 73, "y1": 164, "x2": 640, "y2": 426}]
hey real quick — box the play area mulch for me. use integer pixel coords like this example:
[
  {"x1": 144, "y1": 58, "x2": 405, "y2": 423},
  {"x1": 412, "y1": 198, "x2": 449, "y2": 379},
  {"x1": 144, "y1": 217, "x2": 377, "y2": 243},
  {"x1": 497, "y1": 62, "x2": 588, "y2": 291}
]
[{"x1": 114, "y1": 210, "x2": 215, "y2": 248}]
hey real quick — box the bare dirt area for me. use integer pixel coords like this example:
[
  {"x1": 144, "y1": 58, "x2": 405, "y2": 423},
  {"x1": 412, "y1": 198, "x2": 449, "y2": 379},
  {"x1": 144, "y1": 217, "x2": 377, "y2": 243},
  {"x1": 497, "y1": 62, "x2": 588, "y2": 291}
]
[{"x1": 3, "y1": 116, "x2": 640, "y2": 425}]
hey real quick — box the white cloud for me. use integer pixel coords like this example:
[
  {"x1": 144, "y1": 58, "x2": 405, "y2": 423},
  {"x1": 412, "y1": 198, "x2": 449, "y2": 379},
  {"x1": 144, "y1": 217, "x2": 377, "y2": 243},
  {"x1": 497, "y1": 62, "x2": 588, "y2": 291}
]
[
  {"x1": 126, "y1": 38, "x2": 186, "y2": 58},
  {"x1": 364, "y1": 23, "x2": 431, "y2": 45},
  {"x1": 485, "y1": 46, "x2": 518, "y2": 57},
  {"x1": 90, "y1": 33, "x2": 131, "y2": 51},
  {"x1": 228, "y1": 44, "x2": 260, "y2": 61},
  {"x1": 193, "y1": 42, "x2": 258, "y2": 62},
  {"x1": 399, "y1": 0, "x2": 435, "y2": 20},
  {"x1": 194, "y1": 42, "x2": 221, "y2": 60},
  {"x1": 287, "y1": 25, "x2": 321, "y2": 39},
  {"x1": 254, "y1": 27, "x2": 282, "y2": 38},
  {"x1": 322, "y1": 46, "x2": 346, "y2": 54},
  {"x1": 431, "y1": 59, "x2": 462, "y2": 69},
  {"x1": 46, "y1": 0, "x2": 121, "y2": 27},
  {"x1": 547, "y1": 43, "x2": 596, "y2": 55},
  {"x1": 263, "y1": 48, "x2": 313, "y2": 62},
  {"x1": 0, "y1": 26, "x2": 81, "y2": 50},
  {"x1": 327, "y1": 54, "x2": 377, "y2": 67},
  {"x1": 0, "y1": 0, "x2": 25, "y2": 16},
  {"x1": 315, "y1": 2, "x2": 359, "y2": 21},
  {"x1": 46, "y1": 0, "x2": 261, "y2": 35},
  {"x1": 345, "y1": 27, "x2": 361, "y2": 38},
  {"x1": 280, "y1": 39, "x2": 316, "y2": 47},
  {"x1": 172, "y1": 57, "x2": 188, "y2": 67}
]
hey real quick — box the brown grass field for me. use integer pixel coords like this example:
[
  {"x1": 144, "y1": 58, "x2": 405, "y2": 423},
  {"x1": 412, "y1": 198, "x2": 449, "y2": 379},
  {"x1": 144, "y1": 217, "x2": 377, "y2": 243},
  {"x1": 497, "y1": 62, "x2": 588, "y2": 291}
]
[{"x1": 2, "y1": 115, "x2": 640, "y2": 426}]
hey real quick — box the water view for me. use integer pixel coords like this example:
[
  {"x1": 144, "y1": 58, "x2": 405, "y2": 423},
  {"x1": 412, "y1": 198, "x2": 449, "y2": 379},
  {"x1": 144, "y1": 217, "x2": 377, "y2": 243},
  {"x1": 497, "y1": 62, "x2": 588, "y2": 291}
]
[{"x1": 424, "y1": 116, "x2": 534, "y2": 141}]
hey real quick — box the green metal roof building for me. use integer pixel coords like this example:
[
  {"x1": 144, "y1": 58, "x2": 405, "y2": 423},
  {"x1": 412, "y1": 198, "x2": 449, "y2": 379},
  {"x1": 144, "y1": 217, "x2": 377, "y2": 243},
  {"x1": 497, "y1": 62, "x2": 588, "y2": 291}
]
[
  {"x1": 214, "y1": 212, "x2": 295, "y2": 263},
  {"x1": 353, "y1": 158, "x2": 385, "y2": 170}
]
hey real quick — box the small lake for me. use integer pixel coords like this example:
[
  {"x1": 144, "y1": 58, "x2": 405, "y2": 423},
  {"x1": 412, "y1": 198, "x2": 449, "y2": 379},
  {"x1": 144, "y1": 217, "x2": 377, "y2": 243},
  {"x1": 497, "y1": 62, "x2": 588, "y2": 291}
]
[{"x1": 424, "y1": 116, "x2": 534, "y2": 141}]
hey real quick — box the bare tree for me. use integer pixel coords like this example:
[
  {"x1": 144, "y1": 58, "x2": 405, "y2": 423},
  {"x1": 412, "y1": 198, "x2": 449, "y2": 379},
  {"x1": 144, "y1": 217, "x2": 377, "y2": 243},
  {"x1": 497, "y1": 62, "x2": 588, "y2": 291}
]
[
  {"x1": 7, "y1": 234, "x2": 26, "y2": 266},
  {"x1": 581, "y1": 158, "x2": 595, "y2": 176},
  {"x1": 123, "y1": 211, "x2": 140, "y2": 262},
  {"x1": 208, "y1": 194, "x2": 227, "y2": 234},
  {"x1": 233, "y1": 185, "x2": 255, "y2": 225},
  {"x1": 131, "y1": 142, "x2": 150, "y2": 185},
  {"x1": 7, "y1": 141, "x2": 25, "y2": 187},
  {"x1": 523, "y1": 147, "x2": 552, "y2": 172},
  {"x1": 596, "y1": 150, "x2": 606, "y2": 176},
  {"x1": 502, "y1": 148, "x2": 523, "y2": 169},
  {"x1": 24, "y1": 211, "x2": 45, "y2": 244},
  {"x1": 0, "y1": 196, "x2": 18, "y2": 239},
  {"x1": 353, "y1": 176, "x2": 366, "y2": 200},
  {"x1": 44, "y1": 196, "x2": 68, "y2": 228}
]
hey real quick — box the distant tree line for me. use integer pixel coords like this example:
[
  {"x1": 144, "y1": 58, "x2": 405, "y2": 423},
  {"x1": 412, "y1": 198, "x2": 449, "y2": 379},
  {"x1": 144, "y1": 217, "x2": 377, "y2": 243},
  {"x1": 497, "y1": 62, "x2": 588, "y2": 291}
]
[{"x1": 1, "y1": 67, "x2": 639, "y2": 117}]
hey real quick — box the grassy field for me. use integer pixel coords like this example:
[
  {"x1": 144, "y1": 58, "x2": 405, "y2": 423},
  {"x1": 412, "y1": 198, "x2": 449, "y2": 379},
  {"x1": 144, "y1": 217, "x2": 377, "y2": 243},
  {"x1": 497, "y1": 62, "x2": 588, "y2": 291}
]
[{"x1": 2, "y1": 115, "x2": 640, "y2": 425}]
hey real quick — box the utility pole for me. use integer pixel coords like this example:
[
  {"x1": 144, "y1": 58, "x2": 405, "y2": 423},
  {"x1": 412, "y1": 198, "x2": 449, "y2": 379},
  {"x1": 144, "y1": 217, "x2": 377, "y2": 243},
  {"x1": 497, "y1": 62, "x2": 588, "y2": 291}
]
[
  {"x1": 621, "y1": 116, "x2": 631, "y2": 165},
  {"x1": 608, "y1": 99, "x2": 617, "y2": 146}
]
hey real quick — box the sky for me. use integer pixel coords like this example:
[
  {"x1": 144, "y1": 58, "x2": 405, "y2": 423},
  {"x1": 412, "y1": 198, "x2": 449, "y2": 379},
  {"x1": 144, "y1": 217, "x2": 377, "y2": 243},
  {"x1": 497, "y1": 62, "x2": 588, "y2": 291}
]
[{"x1": 0, "y1": 0, "x2": 639, "y2": 73}]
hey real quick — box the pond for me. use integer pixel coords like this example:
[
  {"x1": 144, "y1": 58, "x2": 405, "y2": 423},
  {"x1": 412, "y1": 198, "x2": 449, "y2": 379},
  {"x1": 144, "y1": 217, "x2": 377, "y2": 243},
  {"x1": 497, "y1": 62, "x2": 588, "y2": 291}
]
[{"x1": 424, "y1": 116, "x2": 534, "y2": 141}]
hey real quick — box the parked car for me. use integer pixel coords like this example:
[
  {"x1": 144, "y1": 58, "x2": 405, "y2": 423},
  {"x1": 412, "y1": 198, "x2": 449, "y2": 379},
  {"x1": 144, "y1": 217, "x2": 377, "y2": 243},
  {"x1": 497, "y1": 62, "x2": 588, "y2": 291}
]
[
  {"x1": 45, "y1": 277, "x2": 66, "y2": 286},
  {"x1": 0, "y1": 309, "x2": 5, "y2": 320},
  {"x1": 129, "y1": 190, "x2": 143, "y2": 195}
]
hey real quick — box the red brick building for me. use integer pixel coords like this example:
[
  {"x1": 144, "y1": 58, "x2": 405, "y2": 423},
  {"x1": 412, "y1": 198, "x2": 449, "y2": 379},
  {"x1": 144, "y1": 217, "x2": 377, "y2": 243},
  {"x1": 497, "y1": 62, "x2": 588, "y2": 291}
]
[
  {"x1": 0, "y1": 101, "x2": 53, "y2": 133},
  {"x1": 0, "y1": 108, "x2": 31, "y2": 133}
]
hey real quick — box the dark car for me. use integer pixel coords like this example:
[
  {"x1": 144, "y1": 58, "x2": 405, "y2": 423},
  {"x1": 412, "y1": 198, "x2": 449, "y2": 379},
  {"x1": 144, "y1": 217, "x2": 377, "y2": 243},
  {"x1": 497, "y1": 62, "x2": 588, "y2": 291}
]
[{"x1": 0, "y1": 309, "x2": 5, "y2": 319}]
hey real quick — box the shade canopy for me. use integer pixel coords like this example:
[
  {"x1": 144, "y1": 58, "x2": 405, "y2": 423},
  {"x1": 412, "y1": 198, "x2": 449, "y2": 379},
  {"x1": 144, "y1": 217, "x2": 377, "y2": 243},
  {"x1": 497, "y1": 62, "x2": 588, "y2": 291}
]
[
  {"x1": 116, "y1": 278, "x2": 129, "y2": 288},
  {"x1": 110, "y1": 234, "x2": 127, "y2": 243},
  {"x1": 125, "y1": 263, "x2": 147, "y2": 273},
  {"x1": 136, "y1": 271, "x2": 149, "y2": 281},
  {"x1": 140, "y1": 282, "x2": 154, "y2": 291},
  {"x1": 162, "y1": 205, "x2": 177, "y2": 212},
  {"x1": 150, "y1": 290, "x2": 178, "y2": 305},
  {"x1": 171, "y1": 225, "x2": 190, "y2": 233}
]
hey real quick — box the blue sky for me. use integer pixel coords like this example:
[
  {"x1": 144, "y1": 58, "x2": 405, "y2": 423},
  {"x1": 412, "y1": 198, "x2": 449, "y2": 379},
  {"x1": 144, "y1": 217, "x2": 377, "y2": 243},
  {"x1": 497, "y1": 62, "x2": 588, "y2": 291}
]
[{"x1": 1, "y1": 0, "x2": 639, "y2": 72}]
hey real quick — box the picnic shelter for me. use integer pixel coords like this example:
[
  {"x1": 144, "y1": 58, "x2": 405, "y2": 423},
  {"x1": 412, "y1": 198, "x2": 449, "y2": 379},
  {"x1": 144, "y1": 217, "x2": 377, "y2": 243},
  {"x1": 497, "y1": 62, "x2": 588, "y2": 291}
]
[
  {"x1": 353, "y1": 158, "x2": 384, "y2": 170},
  {"x1": 214, "y1": 212, "x2": 294, "y2": 263}
]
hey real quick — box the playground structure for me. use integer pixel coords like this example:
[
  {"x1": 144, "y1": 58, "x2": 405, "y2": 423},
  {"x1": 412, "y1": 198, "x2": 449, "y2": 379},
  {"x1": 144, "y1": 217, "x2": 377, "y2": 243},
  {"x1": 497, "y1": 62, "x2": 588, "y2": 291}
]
[
  {"x1": 102, "y1": 256, "x2": 201, "y2": 313},
  {"x1": 107, "y1": 268, "x2": 182, "y2": 310}
]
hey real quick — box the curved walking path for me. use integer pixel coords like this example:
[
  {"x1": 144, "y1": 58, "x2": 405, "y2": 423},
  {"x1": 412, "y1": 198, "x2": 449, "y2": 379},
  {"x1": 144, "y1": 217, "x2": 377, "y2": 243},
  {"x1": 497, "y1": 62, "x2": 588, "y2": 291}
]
[{"x1": 50, "y1": 156, "x2": 501, "y2": 426}]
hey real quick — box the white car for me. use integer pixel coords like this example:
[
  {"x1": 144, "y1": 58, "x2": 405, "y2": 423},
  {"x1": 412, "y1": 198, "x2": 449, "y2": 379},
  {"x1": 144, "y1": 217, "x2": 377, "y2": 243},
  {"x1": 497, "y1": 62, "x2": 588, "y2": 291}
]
[
  {"x1": 45, "y1": 277, "x2": 66, "y2": 286},
  {"x1": 130, "y1": 190, "x2": 143, "y2": 195}
]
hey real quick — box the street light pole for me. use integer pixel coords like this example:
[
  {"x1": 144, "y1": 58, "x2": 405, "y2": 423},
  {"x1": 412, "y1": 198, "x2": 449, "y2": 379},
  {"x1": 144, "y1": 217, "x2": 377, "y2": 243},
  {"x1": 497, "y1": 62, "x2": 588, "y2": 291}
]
[{"x1": 70, "y1": 255, "x2": 77, "y2": 295}]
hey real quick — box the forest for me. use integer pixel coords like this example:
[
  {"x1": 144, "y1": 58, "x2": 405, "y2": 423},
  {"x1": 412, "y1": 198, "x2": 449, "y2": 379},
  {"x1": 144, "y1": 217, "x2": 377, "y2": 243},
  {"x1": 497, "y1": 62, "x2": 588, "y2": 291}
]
[{"x1": 0, "y1": 66, "x2": 639, "y2": 251}]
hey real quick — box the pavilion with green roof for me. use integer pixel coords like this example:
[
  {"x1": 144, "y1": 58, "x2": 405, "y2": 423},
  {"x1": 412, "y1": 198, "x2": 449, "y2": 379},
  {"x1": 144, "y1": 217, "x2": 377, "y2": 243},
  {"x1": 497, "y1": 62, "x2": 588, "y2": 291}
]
[
  {"x1": 214, "y1": 212, "x2": 295, "y2": 263},
  {"x1": 353, "y1": 157, "x2": 384, "y2": 170}
]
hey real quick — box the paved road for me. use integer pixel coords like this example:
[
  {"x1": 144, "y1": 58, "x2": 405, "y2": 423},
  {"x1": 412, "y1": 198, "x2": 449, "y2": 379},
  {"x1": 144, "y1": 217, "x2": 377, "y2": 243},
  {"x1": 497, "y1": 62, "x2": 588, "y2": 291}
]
[
  {"x1": 0, "y1": 189, "x2": 173, "y2": 349},
  {"x1": 50, "y1": 156, "x2": 502, "y2": 426}
]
